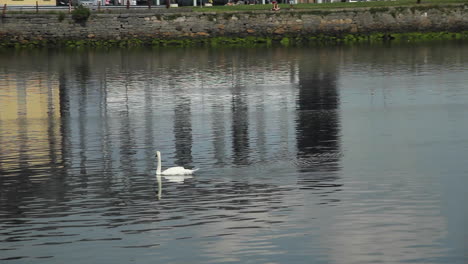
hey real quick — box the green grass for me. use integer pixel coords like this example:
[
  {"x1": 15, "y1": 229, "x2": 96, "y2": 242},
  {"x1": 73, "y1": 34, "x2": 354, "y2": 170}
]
[
  {"x1": 3, "y1": 0, "x2": 465, "y2": 14},
  {"x1": 192, "y1": 0, "x2": 467, "y2": 12}
]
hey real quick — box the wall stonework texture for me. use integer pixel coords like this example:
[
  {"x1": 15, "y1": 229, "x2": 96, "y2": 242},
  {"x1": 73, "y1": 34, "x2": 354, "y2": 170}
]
[{"x1": 1, "y1": 5, "x2": 467, "y2": 40}]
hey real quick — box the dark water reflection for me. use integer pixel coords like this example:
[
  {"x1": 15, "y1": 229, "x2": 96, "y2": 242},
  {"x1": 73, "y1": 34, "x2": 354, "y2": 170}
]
[{"x1": 1, "y1": 42, "x2": 468, "y2": 263}]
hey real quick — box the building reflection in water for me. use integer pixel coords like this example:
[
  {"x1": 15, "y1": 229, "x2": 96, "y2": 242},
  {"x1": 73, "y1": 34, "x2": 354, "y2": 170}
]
[
  {"x1": 0, "y1": 44, "x2": 464, "y2": 264},
  {"x1": 0, "y1": 48, "x2": 344, "y2": 214},
  {"x1": 295, "y1": 49, "x2": 342, "y2": 192},
  {"x1": 254, "y1": 96, "x2": 267, "y2": 163},
  {"x1": 143, "y1": 81, "x2": 156, "y2": 174},
  {"x1": 59, "y1": 70, "x2": 71, "y2": 172},
  {"x1": 231, "y1": 84, "x2": 250, "y2": 166},
  {"x1": 0, "y1": 69, "x2": 65, "y2": 219},
  {"x1": 173, "y1": 94, "x2": 193, "y2": 167},
  {"x1": 78, "y1": 61, "x2": 90, "y2": 179},
  {"x1": 0, "y1": 72, "x2": 62, "y2": 178},
  {"x1": 211, "y1": 102, "x2": 227, "y2": 167}
]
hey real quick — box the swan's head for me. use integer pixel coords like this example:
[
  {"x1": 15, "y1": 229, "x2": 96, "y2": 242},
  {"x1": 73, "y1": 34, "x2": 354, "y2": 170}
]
[{"x1": 156, "y1": 151, "x2": 161, "y2": 157}]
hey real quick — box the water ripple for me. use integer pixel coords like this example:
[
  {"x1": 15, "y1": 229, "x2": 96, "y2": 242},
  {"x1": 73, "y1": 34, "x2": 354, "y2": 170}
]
[{"x1": 1, "y1": 43, "x2": 468, "y2": 264}]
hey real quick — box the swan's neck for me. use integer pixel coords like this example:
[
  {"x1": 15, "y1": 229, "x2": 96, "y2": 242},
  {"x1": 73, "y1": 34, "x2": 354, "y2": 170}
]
[{"x1": 156, "y1": 153, "x2": 162, "y2": 175}]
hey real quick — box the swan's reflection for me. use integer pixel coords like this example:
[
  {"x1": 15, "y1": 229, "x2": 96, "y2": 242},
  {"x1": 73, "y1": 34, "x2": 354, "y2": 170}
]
[
  {"x1": 156, "y1": 174, "x2": 194, "y2": 200},
  {"x1": 163, "y1": 175, "x2": 193, "y2": 183},
  {"x1": 156, "y1": 175, "x2": 162, "y2": 200}
]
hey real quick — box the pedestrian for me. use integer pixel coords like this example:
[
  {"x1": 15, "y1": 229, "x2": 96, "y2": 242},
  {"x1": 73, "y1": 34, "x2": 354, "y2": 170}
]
[{"x1": 271, "y1": 0, "x2": 279, "y2": 11}]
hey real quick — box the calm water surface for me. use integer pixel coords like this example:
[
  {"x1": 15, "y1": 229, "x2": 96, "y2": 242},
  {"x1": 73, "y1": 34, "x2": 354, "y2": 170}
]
[{"x1": 0, "y1": 42, "x2": 467, "y2": 263}]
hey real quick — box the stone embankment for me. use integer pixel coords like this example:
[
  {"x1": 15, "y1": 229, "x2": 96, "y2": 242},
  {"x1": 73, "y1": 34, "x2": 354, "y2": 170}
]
[{"x1": 0, "y1": 4, "x2": 467, "y2": 45}]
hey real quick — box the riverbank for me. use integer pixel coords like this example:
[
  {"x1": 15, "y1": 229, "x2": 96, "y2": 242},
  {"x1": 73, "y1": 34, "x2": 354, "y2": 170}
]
[
  {"x1": 1, "y1": 3, "x2": 467, "y2": 48},
  {"x1": 2, "y1": 31, "x2": 467, "y2": 49}
]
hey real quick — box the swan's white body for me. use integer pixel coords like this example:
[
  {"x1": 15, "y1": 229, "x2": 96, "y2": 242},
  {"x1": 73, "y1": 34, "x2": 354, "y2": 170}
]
[{"x1": 156, "y1": 151, "x2": 198, "y2": 176}]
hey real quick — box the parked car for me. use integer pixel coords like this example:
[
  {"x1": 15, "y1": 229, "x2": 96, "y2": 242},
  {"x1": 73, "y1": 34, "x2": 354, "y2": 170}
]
[
  {"x1": 79, "y1": 0, "x2": 99, "y2": 6},
  {"x1": 57, "y1": 0, "x2": 80, "y2": 5}
]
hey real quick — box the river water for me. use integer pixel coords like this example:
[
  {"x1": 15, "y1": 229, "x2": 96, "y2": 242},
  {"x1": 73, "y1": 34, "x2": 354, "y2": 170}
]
[{"x1": 0, "y1": 42, "x2": 467, "y2": 264}]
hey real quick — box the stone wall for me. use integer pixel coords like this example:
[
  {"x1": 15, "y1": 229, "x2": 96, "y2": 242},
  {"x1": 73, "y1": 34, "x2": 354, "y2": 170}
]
[{"x1": 1, "y1": 5, "x2": 467, "y2": 41}]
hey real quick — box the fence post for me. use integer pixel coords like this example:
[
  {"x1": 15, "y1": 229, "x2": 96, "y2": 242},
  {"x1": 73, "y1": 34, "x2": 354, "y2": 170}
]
[
  {"x1": 36, "y1": 1, "x2": 38, "y2": 13},
  {"x1": 2, "y1": 4, "x2": 6, "y2": 18},
  {"x1": 98, "y1": 1, "x2": 101, "y2": 12},
  {"x1": 148, "y1": 0, "x2": 151, "y2": 9}
]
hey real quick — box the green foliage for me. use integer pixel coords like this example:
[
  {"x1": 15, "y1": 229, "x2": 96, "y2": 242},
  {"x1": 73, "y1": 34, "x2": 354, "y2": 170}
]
[
  {"x1": 208, "y1": 36, "x2": 273, "y2": 47},
  {"x1": 163, "y1": 14, "x2": 182, "y2": 20},
  {"x1": 369, "y1": 7, "x2": 390, "y2": 14},
  {"x1": 2, "y1": 31, "x2": 468, "y2": 50},
  {"x1": 192, "y1": 0, "x2": 466, "y2": 12},
  {"x1": 71, "y1": 5, "x2": 91, "y2": 24},
  {"x1": 57, "y1": 12, "x2": 66, "y2": 22},
  {"x1": 280, "y1": 37, "x2": 290, "y2": 46}
]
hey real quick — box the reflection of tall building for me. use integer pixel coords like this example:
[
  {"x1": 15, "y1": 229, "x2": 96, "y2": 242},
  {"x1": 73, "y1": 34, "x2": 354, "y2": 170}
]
[
  {"x1": 174, "y1": 95, "x2": 193, "y2": 166},
  {"x1": 296, "y1": 70, "x2": 339, "y2": 156},
  {"x1": 211, "y1": 102, "x2": 227, "y2": 166},
  {"x1": 231, "y1": 86, "x2": 250, "y2": 166},
  {"x1": 78, "y1": 69, "x2": 89, "y2": 177},
  {"x1": 0, "y1": 50, "x2": 346, "y2": 260},
  {"x1": 0, "y1": 74, "x2": 62, "y2": 174},
  {"x1": 254, "y1": 97, "x2": 267, "y2": 163},
  {"x1": 58, "y1": 70, "x2": 71, "y2": 165},
  {"x1": 295, "y1": 50, "x2": 341, "y2": 191},
  {"x1": 119, "y1": 81, "x2": 137, "y2": 177},
  {"x1": 143, "y1": 81, "x2": 155, "y2": 174}
]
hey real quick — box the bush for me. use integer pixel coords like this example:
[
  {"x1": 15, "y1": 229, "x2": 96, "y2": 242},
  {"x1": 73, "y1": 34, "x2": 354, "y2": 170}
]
[
  {"x1": 71, "y1": 5, "x2": 91, "y2": 24},
  {"x1": 58, "y1": 12, "x2": 66, "y2": 22}
]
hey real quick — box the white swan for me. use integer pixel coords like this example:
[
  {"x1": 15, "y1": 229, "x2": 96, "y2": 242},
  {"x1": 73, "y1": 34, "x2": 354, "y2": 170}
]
[{"x1": 156, "y1": 151, "x2": 199, "y2": 176}]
